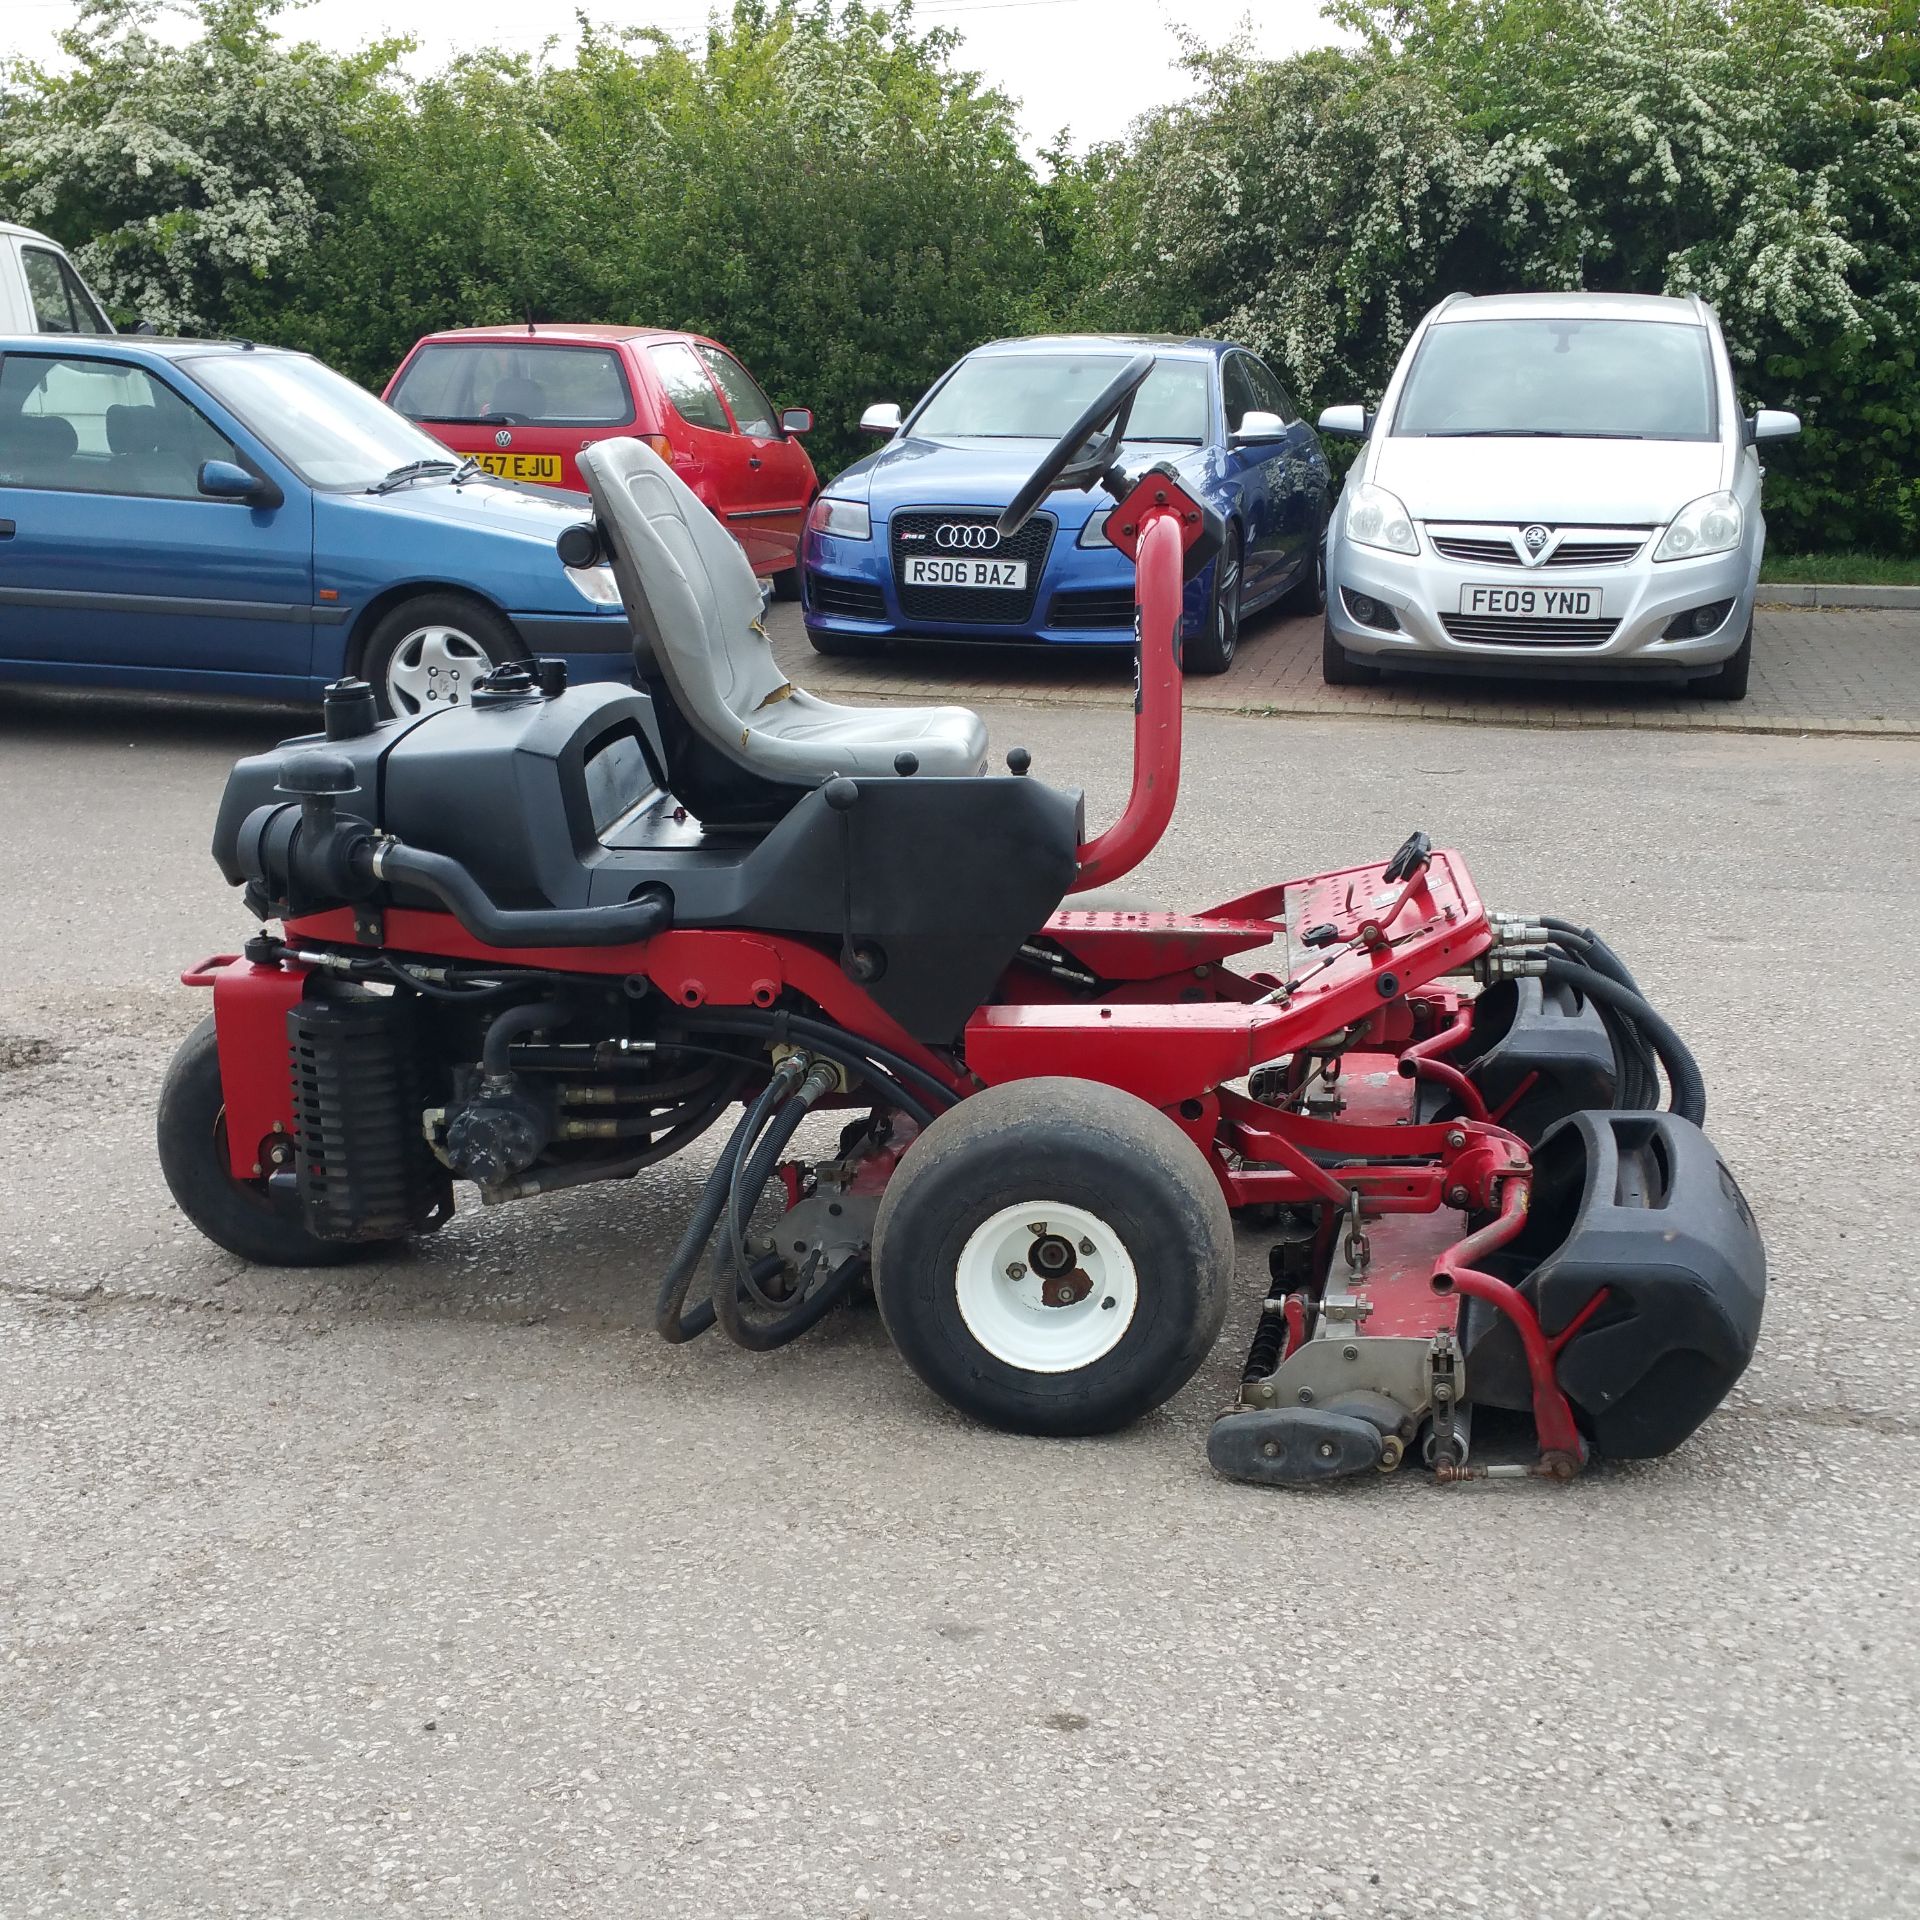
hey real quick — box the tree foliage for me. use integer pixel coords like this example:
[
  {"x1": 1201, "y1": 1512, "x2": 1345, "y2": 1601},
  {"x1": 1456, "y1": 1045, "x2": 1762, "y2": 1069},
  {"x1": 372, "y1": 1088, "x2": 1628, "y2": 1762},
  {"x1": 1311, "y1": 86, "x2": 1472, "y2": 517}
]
[
  {"x1": 1092, "y1": 0, "x2": 1920, "y2": 549},
  {"x1": 2, "y1": 0, "x2": 1916, "y2": 545},
  {"x1": 0, "y1": 0, "x2": 399, "y2": 333}
]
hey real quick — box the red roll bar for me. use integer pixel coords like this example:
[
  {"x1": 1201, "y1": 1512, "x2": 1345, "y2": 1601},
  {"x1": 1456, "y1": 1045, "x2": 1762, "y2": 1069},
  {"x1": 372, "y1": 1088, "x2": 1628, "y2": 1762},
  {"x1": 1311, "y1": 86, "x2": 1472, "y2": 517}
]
[{"x1": 1069, "y1": 473, "x2": 1213, "y2": 893}]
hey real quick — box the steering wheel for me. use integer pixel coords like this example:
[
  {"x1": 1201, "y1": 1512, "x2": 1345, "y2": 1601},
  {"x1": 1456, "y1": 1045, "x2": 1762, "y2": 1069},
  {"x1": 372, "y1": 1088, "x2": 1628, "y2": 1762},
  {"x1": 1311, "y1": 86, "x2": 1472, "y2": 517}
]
[{"x1": 996, "y1": 352, "x2": 1156, "y2": 539}]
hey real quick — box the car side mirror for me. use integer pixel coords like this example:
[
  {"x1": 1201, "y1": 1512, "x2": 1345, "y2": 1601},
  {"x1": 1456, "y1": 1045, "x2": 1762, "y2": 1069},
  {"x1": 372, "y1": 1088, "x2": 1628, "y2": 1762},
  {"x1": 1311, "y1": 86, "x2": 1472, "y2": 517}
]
[
  {"x1": 859, "y1": 402, "x2": 903, "y2": 436},
  {"x1": 1748, "y1": 408, "x2": 1801, "y2": 445},
  {"x1": 199, "y1": 458, "x2": 282, "y2": 508},
  {"x1": 1231, "y1": 409, "x2": 1287, "y2": 445},
  {"x1": 780, "y1": 407, "x2": 813, "y2": 435},
  {"x1": 1316, "y1": 404, "x2": 1369, "y2": 440}
]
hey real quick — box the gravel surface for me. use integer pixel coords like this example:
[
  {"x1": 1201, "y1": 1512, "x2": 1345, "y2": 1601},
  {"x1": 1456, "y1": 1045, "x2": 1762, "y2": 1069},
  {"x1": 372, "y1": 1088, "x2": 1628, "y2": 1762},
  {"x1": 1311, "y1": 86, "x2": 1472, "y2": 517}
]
[{"x1": 2, "y1": 684, "x2": 1916, "y2": 1918}]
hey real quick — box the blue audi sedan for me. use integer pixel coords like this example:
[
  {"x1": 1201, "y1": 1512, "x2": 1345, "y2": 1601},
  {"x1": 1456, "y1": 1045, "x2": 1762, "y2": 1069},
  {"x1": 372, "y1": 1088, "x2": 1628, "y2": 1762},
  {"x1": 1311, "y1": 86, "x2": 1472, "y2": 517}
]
[
  {"x1": 0, "y1": 335, "x2": 630, "y2": 715},
  {"x1": 802, "y1": 334, "x2": 1331, "y2": 672}
]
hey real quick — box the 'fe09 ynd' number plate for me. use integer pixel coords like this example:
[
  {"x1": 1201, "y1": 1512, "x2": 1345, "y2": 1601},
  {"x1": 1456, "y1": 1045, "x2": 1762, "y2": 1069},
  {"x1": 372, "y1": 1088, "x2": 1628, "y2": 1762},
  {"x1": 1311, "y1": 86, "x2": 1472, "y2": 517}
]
[{"x1": 1460, "y1": 583, "x2": 1600, "y2": 617}]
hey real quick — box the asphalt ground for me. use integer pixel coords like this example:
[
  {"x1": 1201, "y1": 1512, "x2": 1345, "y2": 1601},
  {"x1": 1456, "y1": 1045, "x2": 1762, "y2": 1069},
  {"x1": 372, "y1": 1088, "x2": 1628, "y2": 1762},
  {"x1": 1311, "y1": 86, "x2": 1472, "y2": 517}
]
[{"x1": 2, "y1": 681, "x2": 1917, "y2": 1918}]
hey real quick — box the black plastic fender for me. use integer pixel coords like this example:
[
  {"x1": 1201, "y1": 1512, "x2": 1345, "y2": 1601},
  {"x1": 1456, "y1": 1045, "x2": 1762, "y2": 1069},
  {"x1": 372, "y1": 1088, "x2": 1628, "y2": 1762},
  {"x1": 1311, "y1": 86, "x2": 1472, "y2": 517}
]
[{"x1": 1466, "y1": 1109, "x2": 1765, "y2": 1458}]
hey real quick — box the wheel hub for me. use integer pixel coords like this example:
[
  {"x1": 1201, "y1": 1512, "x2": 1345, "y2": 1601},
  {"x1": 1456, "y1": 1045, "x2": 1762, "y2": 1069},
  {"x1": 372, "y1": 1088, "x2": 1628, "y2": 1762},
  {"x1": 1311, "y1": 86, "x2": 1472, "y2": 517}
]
[{"x1": 955, "y1": 1201, "x2": 1139, "y2": 1373}]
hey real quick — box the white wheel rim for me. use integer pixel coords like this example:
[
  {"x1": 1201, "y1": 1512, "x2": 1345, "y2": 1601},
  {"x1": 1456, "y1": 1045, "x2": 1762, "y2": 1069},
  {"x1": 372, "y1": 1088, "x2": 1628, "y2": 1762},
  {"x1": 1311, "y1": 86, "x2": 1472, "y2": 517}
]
[
  {"x1": 954, "y1": 1200, "x2": 1139, "y2": 1374},
  {"x1": 386, "y1": 626, "x2": 491, "y2": 715}
]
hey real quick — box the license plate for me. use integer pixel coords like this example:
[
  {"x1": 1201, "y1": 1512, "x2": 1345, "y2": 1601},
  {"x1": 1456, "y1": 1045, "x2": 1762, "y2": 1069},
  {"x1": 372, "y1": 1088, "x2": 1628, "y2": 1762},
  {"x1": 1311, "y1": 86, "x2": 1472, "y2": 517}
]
[
  {"x1": 1459, "y1": 583, "x2": 1601, "y2": 617},
  {"x1": 475, "y1": 453, "x2": 562, "y2": 484},
  {"x1": 903, "y1": 556, "x2": 1028, "y2": 590}
]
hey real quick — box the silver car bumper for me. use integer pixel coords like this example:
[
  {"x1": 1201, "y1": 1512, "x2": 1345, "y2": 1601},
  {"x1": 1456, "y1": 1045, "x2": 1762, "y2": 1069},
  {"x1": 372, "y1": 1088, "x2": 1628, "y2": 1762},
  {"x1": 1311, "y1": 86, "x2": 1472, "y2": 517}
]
[{"x1": 1326, "y1": 519, "x2": 1758, "y2": 675}]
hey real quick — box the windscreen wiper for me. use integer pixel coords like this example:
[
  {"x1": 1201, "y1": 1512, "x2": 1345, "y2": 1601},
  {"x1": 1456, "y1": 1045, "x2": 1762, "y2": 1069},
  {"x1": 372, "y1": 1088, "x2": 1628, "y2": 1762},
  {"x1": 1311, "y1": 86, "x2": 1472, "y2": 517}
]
[{"x1": 368, "y1": 458, "x2": 459, "y2": 495}]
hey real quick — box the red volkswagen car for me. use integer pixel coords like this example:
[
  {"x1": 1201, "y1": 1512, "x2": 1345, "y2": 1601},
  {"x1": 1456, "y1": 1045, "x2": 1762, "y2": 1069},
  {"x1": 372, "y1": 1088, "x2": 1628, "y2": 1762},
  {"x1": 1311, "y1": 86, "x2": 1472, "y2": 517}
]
[{"x1": 383, "y1": 324, "x2": 818, "y2": 591}]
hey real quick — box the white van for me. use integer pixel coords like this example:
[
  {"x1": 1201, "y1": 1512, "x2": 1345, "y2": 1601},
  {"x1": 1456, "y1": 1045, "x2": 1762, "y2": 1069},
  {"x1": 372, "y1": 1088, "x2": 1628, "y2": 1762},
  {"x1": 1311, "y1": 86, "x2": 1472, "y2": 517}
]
[{"x1": 0, "y1": 222, "x2": 114, "y2": 335}]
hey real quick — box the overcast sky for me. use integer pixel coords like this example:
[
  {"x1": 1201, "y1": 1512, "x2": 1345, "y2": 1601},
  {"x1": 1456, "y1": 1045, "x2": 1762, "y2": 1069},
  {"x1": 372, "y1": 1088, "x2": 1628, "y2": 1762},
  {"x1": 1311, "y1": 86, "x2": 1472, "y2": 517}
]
[{"x1": 1, "y1": 0, "x2": 1344, "y2": 153}]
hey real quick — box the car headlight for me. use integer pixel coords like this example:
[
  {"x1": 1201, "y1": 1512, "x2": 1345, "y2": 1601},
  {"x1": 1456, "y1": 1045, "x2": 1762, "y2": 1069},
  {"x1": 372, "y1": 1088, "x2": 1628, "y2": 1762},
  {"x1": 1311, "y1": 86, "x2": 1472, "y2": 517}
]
[
  {"x1": 1654, "y1": 491, "x2": 1743, "y2": 562},
  {"x1": 1078, "y1": 510, "x2": 1112, "y2": 549},
  {"x1": 808, "y1": 495, "x2": 871, "y2": 541},
  {"x1": 1344, "y1": 481, "x2": 1418, "y2": 555},
  {"x1": 566, "y1": 563, "x2": 622, "y2": 607}
]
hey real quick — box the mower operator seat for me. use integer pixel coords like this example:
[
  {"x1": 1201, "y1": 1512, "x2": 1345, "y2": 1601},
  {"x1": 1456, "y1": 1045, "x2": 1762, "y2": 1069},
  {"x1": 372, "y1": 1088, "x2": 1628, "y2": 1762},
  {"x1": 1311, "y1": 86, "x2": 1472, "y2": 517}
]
[{"x1": 578, "y1": 438, "x2": 989, "y2": 797}]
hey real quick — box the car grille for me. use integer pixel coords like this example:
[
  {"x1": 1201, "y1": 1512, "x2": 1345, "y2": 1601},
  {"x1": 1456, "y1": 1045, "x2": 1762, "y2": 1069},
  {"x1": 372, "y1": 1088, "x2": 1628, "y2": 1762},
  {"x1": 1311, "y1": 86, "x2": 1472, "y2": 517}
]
[
  {"x1": 891, "y1": 510, "x2": 1054, "y2": 625},
  {"x1": 806, "y1": 571, "x2": 886, "y2": 620},
  {"x1": 1429, "y1": 531, "x2": 1647, "y2": 568},
  {"x1": 1441, "y1": 613, "x2": 1619, "y2": 648},
  {"x1": 1430, "y1": 535, "x2": 1522, "y2": 566},
  {"x1": 1047, "y1": 588, "x2": 1136, "y2": 630}
]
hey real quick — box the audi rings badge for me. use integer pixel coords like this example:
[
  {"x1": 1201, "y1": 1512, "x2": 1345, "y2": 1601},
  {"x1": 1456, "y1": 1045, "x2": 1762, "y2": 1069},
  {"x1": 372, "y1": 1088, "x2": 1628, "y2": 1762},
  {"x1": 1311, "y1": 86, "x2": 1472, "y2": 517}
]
[{"x1": 934, "y1": 523, "x2": 1003, "y2": 552}]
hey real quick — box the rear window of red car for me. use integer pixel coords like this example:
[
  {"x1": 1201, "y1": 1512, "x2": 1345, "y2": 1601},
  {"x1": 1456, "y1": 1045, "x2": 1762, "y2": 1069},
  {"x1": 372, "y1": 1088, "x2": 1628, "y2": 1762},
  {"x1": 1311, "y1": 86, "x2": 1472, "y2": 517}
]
[{"x1": 391, "y1": 343, "x2": 635, "y2": 428}]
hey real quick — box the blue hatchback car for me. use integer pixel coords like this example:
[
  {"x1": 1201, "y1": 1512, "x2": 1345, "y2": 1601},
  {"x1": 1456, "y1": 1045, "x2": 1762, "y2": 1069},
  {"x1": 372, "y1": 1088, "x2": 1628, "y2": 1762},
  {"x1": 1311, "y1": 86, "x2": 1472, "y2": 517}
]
[
  {"x1": 0, "y1": 336, "x2": 631, "y2": 714},
  {"x1": 802, "y1": 334, "x2": 1331, "y2": 673}
]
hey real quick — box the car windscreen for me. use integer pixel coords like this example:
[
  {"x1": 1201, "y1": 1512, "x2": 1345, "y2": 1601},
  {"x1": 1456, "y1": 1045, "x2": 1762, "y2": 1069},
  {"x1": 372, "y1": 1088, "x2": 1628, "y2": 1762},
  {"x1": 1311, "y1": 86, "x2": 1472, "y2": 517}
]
[
  {"x1": 1392, "y1": 318, "x2": 1718, "y2": 440},
  {"x1": 389, "y1": 343, "x2": 634, "y2": 428},
  {"x1": 912, "y1": 353, "x2": 1209, "y2": 443},
  {"x1": 188, "y1": 351, "x2": 458, "y2": 488}
]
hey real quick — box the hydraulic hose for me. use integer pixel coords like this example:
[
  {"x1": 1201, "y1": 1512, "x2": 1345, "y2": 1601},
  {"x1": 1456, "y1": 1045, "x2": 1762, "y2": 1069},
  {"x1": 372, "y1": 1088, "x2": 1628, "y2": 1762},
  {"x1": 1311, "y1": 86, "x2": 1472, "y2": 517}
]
[
  {"x1": 1534, "y1": 926, "x2": 1659, "y2": 1107},
  {"x1": 481, "y1": 998, "x2": 571, "y2": 1077},
  {"x1": 1538, "y1": 955, "x2": 1707, "y2": 1125},
  {"x1": 675, "y1": 1010, "x2": 957, "y2": 1129},
  {"x1": 653, "y1": 1063, "x2": 801, "y2": 1344},
  {"x1": 496, "y1": 1066, "x2": 746, "y2": 1199},
  {"x1": 711, "y1": 1058, "x2": 861, "y2": 1352},
  {"x1": 1540, "y1": 917, "x2": 1643, "y2": 996}
]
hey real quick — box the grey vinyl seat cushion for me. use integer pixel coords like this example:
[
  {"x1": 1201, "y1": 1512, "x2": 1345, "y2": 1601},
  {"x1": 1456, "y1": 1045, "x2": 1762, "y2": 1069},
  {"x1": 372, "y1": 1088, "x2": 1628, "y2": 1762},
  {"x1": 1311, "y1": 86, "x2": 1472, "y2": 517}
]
[{"x1": 578, "y1": 437, "x2": 988, "y2": 786}]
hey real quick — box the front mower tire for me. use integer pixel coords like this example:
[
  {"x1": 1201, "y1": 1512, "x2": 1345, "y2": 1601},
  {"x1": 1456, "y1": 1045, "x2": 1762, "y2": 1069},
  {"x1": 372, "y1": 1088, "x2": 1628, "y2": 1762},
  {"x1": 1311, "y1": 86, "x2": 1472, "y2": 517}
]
[
  {"x1": 873, "y1": 1078, "x2": 1234, "y2": 1435},
  {"x1": 157, "y1": 1016, "x2": 365, "y2": 1267}
]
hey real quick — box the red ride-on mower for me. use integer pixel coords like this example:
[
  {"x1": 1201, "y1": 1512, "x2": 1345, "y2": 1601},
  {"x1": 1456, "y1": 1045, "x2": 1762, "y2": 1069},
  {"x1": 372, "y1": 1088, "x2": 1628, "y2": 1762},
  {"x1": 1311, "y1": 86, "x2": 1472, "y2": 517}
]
[{"x1": 161, "y1": 356, "x2": 1764, "y2": 1486}]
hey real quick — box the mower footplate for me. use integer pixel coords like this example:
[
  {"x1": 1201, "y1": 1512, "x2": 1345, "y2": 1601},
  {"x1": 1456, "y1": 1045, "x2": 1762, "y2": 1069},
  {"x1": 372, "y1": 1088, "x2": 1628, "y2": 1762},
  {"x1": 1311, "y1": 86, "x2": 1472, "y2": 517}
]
[{"x1": 1208, "y1": 1407, "x2": 1388, "y2": 1487}]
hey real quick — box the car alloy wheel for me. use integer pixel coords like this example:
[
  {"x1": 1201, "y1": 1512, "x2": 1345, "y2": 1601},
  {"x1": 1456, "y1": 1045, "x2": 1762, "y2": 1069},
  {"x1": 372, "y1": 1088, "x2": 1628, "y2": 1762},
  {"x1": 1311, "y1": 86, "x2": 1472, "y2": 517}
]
[
  {"x1": 385, "y1": 625, "x2": 493, "y2": 715},
  {"x1": 1214, "y1": 539, "x2": 1242, "y2": 664}
]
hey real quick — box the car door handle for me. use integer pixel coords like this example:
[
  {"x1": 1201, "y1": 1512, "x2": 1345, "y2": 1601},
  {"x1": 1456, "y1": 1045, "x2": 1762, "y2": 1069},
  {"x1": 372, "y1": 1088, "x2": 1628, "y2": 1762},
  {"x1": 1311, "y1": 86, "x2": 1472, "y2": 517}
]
[
  {"x1": 0, "y1": 520, "x2": 14, "y2": 539},
  {"x1": 748, "y1": 456, "x2": 763, "y2": 470}
]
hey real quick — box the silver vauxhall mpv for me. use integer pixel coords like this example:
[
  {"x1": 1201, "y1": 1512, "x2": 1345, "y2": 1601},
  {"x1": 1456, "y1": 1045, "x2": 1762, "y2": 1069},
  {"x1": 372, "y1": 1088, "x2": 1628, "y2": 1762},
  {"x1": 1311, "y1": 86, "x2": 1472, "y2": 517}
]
[{"x1": 1319, "y1": 292, "x2": 1800, "y2": 701}]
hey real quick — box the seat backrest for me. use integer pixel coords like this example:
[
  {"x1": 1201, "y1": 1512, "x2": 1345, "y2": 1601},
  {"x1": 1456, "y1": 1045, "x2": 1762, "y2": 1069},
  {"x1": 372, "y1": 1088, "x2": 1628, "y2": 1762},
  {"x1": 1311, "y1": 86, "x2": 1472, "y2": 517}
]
[
  {"x1": 4, "y1": 412, "x2": 78, "y2": 487},
  {"x1": 578, "y1": 436, "x2": 792, "y2": 773}
]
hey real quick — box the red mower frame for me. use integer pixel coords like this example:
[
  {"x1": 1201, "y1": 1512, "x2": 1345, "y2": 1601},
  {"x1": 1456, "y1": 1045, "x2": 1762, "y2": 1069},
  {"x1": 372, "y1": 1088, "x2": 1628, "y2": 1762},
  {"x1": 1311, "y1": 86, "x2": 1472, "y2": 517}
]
[{"x1": 184, "y1": 461, "x2": 1599, "y2": 1479}]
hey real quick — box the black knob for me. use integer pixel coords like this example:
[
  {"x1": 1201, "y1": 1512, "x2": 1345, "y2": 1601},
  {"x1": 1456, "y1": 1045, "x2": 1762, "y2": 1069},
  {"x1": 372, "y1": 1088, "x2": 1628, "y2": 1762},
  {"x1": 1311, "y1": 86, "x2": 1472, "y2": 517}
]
[
  {"x1": 1302, "y1": 923, "x2": 1339, "y2": 948},
  {"x1": 823, "y1": 777, "x2": 860, "y2": 812},
  {"x1": 534, "y1": 657, "x2": 569, "y2": 698},
  {"x1": 322, "y1": 676, "x2": 377, "y2": 741},
  {"x1": 1006, "y1": 746, "x2": 1032, "y2": 776},
  {"x1": 472, "y1": 661, "x2": 537, "y2": 703},
  {"x1": 556, "y1": 521, "x2": 602, "y2": 569},
  {"x1": 893, "y1": 751, "x2": 919, "y2": 777},
  {"x1": 275, "y1": 749, "x2": 358, "y2": 798}
]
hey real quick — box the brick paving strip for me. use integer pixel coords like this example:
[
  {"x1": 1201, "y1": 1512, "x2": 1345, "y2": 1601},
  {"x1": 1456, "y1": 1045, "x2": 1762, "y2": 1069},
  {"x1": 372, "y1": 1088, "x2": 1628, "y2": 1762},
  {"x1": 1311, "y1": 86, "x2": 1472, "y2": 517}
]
[{"x1": 767, "y1": 601, "x2": 1920, "y2": 738}]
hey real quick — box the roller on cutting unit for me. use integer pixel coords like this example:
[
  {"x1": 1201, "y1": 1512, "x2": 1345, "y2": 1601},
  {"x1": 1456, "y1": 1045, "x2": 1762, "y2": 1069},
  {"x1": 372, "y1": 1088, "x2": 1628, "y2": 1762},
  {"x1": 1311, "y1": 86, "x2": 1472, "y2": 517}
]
[{"x1": 159, "y1": 351, "x2": 1764, "y2": 1486}]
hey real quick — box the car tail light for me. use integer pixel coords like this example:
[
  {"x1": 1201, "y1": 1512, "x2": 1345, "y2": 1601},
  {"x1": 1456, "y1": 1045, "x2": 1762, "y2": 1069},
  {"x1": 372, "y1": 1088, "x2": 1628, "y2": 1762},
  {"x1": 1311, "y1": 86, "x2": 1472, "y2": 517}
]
[{"x1": 641, "y1": 434, "x2": 673, "y2": 462}]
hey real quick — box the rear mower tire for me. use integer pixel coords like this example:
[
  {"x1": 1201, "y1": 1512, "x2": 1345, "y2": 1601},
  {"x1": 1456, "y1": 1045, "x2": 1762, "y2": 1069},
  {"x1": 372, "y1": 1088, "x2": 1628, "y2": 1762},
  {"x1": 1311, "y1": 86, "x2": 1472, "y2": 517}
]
[
  {"x1": 873, "y1": 1078, "x2": 1234, "y2": 1435},
  {"x1": 156, "y1": 1015, "x2": 368, "y2": 1268}
]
